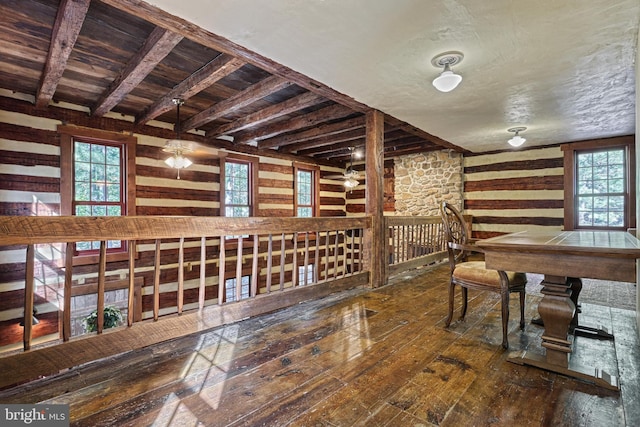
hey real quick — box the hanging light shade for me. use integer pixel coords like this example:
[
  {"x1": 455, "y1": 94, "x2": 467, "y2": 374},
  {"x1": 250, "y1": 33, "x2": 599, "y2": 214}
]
[
  {"x1": 344, "y1": 176, "x2": 359, "y2": 189},
  {"x1": 163, "y1": 98, "x2": 193, "y2": 179},
  {"x1": 431, "y1": 51, "x2": 464, "y2": 93},
  {"x1": 507, "y1": 127, "x2": 527, "y2": 147}
]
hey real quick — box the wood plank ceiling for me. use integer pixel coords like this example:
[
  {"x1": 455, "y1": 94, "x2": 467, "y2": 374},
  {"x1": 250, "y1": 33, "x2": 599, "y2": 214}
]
[{"x1": 0, "y1": 0, "x2": 464, "y2": 166}]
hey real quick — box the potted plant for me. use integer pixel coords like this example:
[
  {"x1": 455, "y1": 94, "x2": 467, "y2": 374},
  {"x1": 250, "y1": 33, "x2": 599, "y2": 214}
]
[{"x1": 83, "y1": 305, "x2": 123, "y2": 332}]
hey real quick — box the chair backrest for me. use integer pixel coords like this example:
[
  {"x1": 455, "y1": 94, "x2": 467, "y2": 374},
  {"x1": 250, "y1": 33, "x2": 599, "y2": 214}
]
[{"x1": 440, "y1": 202, "x2": 469, "y2": 263}]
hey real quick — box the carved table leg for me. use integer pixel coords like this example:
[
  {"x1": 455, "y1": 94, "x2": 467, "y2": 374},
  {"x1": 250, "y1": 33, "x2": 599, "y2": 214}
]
[
  {"x1": 538, "y1": 275, "x2": 574, "y2": 367},
  {"x1": 508, "y1": 275, "x2": 619, "y2": 390}
]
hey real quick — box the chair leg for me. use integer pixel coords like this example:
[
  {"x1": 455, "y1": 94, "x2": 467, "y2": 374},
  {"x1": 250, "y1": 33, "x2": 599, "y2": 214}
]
[
  {"x1": 460, "y1": 287, "x2": 468, "y2": 320},
  {"x1": 500, "y1": 288, "x2": 510, "y2": 349},
  {"x1": 519, "y1": 290, "x2": 525, "y2": 330},
  {"x1": 445, "y1": 281, "x2": 455, "y2": 327},
  {"x1": 498, "y1": 271, "x2": 510, "y2": 349}
]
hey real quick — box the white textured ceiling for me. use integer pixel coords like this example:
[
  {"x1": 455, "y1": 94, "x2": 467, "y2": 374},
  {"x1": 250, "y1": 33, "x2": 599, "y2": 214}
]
[{"x1": 148, "y1": 0, "x2": 639, "y2": 153}]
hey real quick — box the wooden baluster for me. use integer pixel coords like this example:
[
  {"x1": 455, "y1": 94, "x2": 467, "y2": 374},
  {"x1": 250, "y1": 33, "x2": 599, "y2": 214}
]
[
  {"x1": 128, "y1": 240, "x2": 136, "y2": 326},
  {"x1": 218, "y1": 237, "x2": 226, "y2": 305},
  {"x1": 303, "y1": 231, "x2": 310, "y2": 285},
  {"x1": 333, "y1": 230, "x2": 339, "y2": 279},
  {"x1": 266, "y1": 234, "x2": 273, "y2": 293},
  {"x1": 153, "y1": 239, "x2": 161, "y2": 320},
  {"x1": 63, "y1": 242, "x2": 73, "y2": 341},
  {"x1": 199, "y1": 237, "x2": 206, "y2": 311},
  {"x1": 358, "y1": 228, "x2": 363, "y2": 272},
  {"x1": 341, "y1": 230, "x2": 348, "y2": 278},
  {"x1": 279, "y1": 233, "x2": 285, "y2": 290},
  {"x1": 23, "y1": 244, "x2": 35, "y2": 351},
  {"x1": 251, "y1": 234, "x2": 259, "y2": 297},
  {"x1": 314, "y1": 231, "x2": 320, "y2": 283},
  {"x1": 292, "y1": 232, "x2": 298, "y2": 287},
  {"x1": 178, "y1": 237, "x2": 185, "y2": 314},
  {"x1": 236, "y1": 236, "x2": 243, "y2": 300},
  {"x1": 350, "y1": 229, "x2": 355, "y2": 275},
  {"x1": 97, "y1": 241, "x2": 106, "y2": 334},
  {"x1": 323, "y1": 231, "x2": 330, "y2": 281}
]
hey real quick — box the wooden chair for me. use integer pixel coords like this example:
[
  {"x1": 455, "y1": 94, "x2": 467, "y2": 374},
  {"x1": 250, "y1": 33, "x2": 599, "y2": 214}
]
[{"x1": 439, "y1": 202, "x2": 526, "y2": 349}]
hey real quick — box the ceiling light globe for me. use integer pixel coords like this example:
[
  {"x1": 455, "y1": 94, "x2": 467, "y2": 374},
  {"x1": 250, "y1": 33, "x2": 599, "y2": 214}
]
[
  {"x1": 508, "y1": 135, "x2": 526, "y2": 147},
  {"x1": 432, "y1": 70, "x2": 462, "y2": 92}
]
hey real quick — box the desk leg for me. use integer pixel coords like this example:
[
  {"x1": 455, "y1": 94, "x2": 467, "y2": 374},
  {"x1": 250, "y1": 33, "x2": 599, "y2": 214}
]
[
  {"x1": 538, "y1": 275, "x2": 574, "y2": 367},
  {"x1": 531, "y1": 277, "x2": 614, "y2": 340},
  {"x1": 508, "y1": 275, "x2": 619, "y2": 390},
  {"x1": 568, "y1": 277, "x2": 614, "y2": 340}
]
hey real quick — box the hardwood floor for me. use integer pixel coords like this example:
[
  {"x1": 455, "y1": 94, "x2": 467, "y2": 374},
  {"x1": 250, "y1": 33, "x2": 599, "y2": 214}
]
[{"x1": 1, "y1": 263, "x2": 638, "y2": 426}]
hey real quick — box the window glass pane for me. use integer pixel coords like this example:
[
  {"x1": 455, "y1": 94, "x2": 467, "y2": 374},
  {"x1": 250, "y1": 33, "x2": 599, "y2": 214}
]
[
  {"x1": 92, "y1": 205, "x2": 107, "y2": 216},
  {"x1": 91, "y1": 183, "x2": 106, "y2": 201},
  {"x1": 92, "y1": 163, "x2": 106, "y2": 183},
  {"x1": 105, "y1": 146, "x2": 120, "y2": 165},
  {"x1": 75, "y1": 182, "x2": 90, "y2": 201},
  {"x1": 608, "y1": 150, "x2": 624, "y2": 164},
  {"x1": 75, "y1": 161, "x2": 90, "y2": 182},
  {"x1": 75, "y1": 142, "x2": 91, "y2": 162},
  {"x1": 608, "y1": 165, "x2": 624, "y2": 179},
  {"x1": 106, "y1": 165, "x2": 120, "y2": 183},
  {"x1": 593, "y1": 151, "x2": 608, "y2": 166},
  {"x1": 75, "y1": 205, "x2": 90, "y2": 216},
  {"x1": 578, "y1": 153, "x2": 593, "y2": 168},
  {"x1": 297, "y1": 207, "x2": 312, "y2": 217},
  {"x1": 91, "y1": 144, "x2": 105, "y2": 164},
  {"x1": 608, "y1": 179, "x2": 624, "y2": 193},
  {"x1": 106, "y1": 184, "x2": 120, "y2": 202},
  {"x1": 107, "y1": 206, "x2": 121, "y2": 216}
]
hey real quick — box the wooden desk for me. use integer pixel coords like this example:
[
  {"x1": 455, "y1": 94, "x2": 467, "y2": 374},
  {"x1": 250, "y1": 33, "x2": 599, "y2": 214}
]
[{"x1": 477, "y1": 230, "x2": 640, "y2": 390}]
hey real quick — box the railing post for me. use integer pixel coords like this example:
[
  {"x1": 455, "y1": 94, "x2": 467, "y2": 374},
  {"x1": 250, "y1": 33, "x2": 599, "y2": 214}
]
[{"x1": 363, "y1": 109, "x2": 386, "y2": 287}]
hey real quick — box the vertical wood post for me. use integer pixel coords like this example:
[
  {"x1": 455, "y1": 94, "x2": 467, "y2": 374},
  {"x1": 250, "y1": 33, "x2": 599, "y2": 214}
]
[{"x1": 363, "y1": 109, "x2": 386, "y2": 287}]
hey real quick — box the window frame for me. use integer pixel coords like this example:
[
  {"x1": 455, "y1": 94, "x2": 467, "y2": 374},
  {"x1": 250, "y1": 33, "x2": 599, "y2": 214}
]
[
  {"x1": 562, "y1": 136, "x2": 635, "y2": 231},
  {"x1": 220, "y1": 154, "x2": 259, "y2": 218},
  {"x1": 293, "y1": 162, "x2": 319, "y2": 217},
  {"x1": 59, "y1": 125, "x2": 137, "y2": 265}
]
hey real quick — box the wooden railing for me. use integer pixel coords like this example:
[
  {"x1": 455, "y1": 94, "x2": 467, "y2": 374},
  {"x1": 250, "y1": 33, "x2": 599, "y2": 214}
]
[
  {"x1": 385, "y1": 216, "x2": 448, "y2": 278},
  {"x1": 0, "y1": 215, "x2": 370, "y2": 388}
]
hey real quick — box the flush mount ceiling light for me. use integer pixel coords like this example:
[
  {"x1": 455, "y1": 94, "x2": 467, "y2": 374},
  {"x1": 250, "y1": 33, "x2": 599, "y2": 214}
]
[
  {"x1": 507, "y1": 127, "x2": 527, "y2": 147},
  {"x1": 163, "y1": 98, "x2": 193, "y2": 179},
  {"x1": 431, "y1": 51, "x2": 464, "y2": 92}
]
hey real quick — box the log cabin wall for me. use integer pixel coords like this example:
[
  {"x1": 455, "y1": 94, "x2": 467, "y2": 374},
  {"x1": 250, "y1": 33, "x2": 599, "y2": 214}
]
[
  {"x1": 0, "y1": 98, "x2": 350, "y2": 351},
  {"x1": 463, "y1": 145, "x2": 565, "y2": 239},
  {"x1": 345, "y1": 159, "x2": 395, "y2": 216}
]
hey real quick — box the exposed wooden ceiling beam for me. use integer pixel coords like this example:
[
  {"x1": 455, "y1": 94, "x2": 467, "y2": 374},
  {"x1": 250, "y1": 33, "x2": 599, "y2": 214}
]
[
  {"x1": 284, "y1": 128, "x2": 365, "y2": 154},
  {"x1": 35, "y1": 0, "x2": 90, "y2": 108},
  {"x1": 384, "y1": 116, "x2": 467, "y2": 153},
  {"x1": 136, "y1": 54, "x2": 245, "y2": 125},
  {"x1": 93, "y1": 26, "x2": 183, "y2": 116},
  {"x1": 235, "y1": 103, "x2": 355, "y2": 144},
  {"x1": 259, "y1": 115, "x2": 366, "y2": 150},
  {"x1": 384, "y1": 144, "x2": 441, "y2": 158},
  {"x1": 181, "y1": 75, "x2": 291, "y2": 131},
  {"x1": 101, "y1": 0, "x2": 370, "y2": 115},
  {"x1": 207, "y1": 91, "x2": 325, "y2": 138}
]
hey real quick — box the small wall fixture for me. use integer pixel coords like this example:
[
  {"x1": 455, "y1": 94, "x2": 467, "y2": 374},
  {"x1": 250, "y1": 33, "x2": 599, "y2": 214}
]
[
  {"x1": 431, "y1": 51, "x2": 464, "y2": 92},
  {"x1": 507, "y1": 127, "x2": 527, "y2": 147}
]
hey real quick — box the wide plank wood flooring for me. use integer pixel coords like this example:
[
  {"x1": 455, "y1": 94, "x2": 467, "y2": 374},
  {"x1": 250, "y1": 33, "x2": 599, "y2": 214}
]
[{"x1": 1, "y1": 263, "x2": 638, "y2": 426}]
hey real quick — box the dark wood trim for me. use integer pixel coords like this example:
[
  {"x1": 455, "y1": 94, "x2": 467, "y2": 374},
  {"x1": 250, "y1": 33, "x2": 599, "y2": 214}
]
[
  {"x1": 220, "y1": 154, "x2": 260, "y2": 217},
  {"x1": 293, "y1": 162, "x2": 320, "y2": 217}
]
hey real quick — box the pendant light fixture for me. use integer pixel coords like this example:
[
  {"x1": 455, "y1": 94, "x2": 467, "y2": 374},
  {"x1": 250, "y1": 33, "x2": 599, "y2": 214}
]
[
  {"x1": 431, "y1": 51, "x2": 464, "y2": 93},
  {"x1": 507, "y1": 127, "x2": 527, "y2": 147},
  {"x1": 343, "y1": 147, "x2": 360, "y2": 190},
  {"x1": 163, "y1": 98, "x2": 193, "y2": 179}
]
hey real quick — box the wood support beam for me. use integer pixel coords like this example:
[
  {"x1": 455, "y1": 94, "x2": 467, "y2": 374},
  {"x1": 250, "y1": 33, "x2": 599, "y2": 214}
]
[
  {"x1": 136, "y1": 54, "x2": 246, "y2": 125},
  {"x1": 35, "y1": 0, "x2": 90, "y2": 108},
  {"x1": 260, "y1": 115, "x2": 366, "y2": 150},
  {"x1": 93, "y1": 26, "x2": 183, "y2": 116},
  {"x1": 181, "y1": 75, "x2": 292, "y2": 131},
  {"x1": 363, "y1": 109, "x2": 385, "y2": 288}
]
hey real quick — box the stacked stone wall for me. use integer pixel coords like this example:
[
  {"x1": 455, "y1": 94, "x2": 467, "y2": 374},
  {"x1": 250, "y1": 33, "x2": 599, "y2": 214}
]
[{"x1": 393, "y1": 150, "x2": 463, "y2": 216}]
